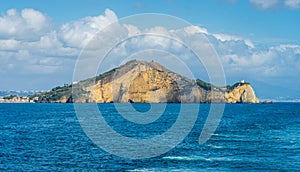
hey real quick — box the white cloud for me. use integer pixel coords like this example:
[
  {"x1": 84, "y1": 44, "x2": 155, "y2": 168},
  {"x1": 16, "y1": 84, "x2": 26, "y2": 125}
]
[
  {"x1": 250, "y1": 0, "x2": 279, "y2": 9},
  {"x1": 250, "y1": 0, "x2": 300, "y2": 9},
  {"x1": 29, "y1": 31, "x2": 78, "y2": 57},
  {"x1": 221, "y1": 43, "x2": 300, "y2": 79},
  {"x1": 21, "y1": 9, "x2": 50, "y2": 32},
  {"x1": 96, "y1": 21, "x2": 299, "y2": 85},
  {"x1": 244, "y1": 40, "x2": 255, "y2": 49},
  {"x1": 124, "y1": 24, "x2": 141, "y2": 36},
  {"x1": 6, "y1": 9, "x2": 17, "y2": 16},
  {"x1": 285, "y1": 0, "x2": 300, "y2": 9},
  {"x1": 59, "y1": 8, "x2": 118, "y2": 48},
  {"x1": 0, "y1": 8, "x2": 299, "y2": 95},
  {"x1": 183, "y1": 26, "x2": 208, "y2": 35},
  {"x1": 0, "y1": 8, "x2": 118, "y2": 82},
  {"x1": 213, "y1": 33, "x2": 240, "y2": 42},
  {"x1": 212, "y1": 33, "x2": 254, "y2": 49},
  {"x1": 0, "y1": 8, "x2": 53, "y2": 40},
  {"x1": 0, "y1": 39, "x2": 21, "y2": 50}
]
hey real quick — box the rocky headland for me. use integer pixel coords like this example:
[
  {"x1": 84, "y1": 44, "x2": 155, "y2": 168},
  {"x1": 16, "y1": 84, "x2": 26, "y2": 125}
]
[{"x1": 28, "y1": 60, "x2": 259, "y2": 103}]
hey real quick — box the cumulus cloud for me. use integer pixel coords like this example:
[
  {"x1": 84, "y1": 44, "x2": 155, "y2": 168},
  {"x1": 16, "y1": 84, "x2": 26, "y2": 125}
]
[
  {"x1": 212, "y1": 33, "x2": 255, "y2": 49},
  {"x1": 59, "y1": 9, "x2": 118, "y2": 48},
  {"x1": 183, "y1": 26, "x2": 208, "y2": 35},
  {"x1": 220, "y1": 43, "x2": 300, "y2": 81},
  {"x1": 0, "y1": 8, "x2": 299, "y2": 98},
  {"x1": 213, "y1": 33, "x2": 240, "y2": 42},
  {"x1": 0, "y1": 8, "x2": 119, "y2": 89},
  {"x1": 0, "y1": 39, "x2": 21, "y2": 50},
  {"x1": 94, "y1": 21, "x2": 299, "y2": 85},
  {"x1": 0, "y1": 8, "x2": 53, "y2": 40}
]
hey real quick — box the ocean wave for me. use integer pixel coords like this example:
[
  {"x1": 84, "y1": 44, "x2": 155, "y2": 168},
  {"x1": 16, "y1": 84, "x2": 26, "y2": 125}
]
[
  {"x1": 163, "y1": 156, "x2": 210, "y2": 161},
  {"x1": 162, "y1": 156, "x2": 239, "y2": 163},
  {"x1": 207, "y1": 144, "x2": 223, "y2": 149}
]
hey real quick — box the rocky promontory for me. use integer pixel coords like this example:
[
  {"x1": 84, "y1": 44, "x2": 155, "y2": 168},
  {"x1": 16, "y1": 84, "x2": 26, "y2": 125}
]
[
  {"x1": 29, "y1": 60, "x2": 259, "y2": 103},
  {"x1": 225, "y1": 83, "x2": 259, "y2": 103}
]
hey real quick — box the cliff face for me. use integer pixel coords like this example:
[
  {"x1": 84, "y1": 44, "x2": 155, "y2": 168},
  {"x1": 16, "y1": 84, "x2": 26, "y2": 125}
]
[
  {"x1": 31, "y1": 60, "x2": 259, "y2": 103},
  {"x1": 87, "y1": 61, "x2": 194, "y2": 103},
  {"x1": 89, "y1": 69, "x2": 180, "y2": 103},
  {"x1": 225, "y1": 84, "x2": 259, "y2": 103}
]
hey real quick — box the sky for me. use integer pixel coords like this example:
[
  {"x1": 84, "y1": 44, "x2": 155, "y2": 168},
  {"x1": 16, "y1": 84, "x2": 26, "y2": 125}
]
[{"x1": 0, "y1": 0, "x2": 300, "y2": 100}]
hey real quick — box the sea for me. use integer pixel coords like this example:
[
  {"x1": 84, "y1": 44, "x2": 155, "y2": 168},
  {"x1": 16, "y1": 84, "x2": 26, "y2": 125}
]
[{"x1": 0, "y1": 103, "x2": 299, "y2": 171}]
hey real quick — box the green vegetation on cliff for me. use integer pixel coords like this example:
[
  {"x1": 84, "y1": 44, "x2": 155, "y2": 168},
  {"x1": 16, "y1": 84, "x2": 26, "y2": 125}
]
[
  {"x1": 29, "y1": 84, "x2": 72, "y2": 103},
  {"x1": 3, "y1": 95, "x2": 18, "y2": 100}
]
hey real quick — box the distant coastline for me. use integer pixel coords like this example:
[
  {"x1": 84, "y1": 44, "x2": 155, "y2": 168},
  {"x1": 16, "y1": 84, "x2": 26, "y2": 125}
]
[{"x1": 0, "y1": 95, "x2": 34, "y2": 103}]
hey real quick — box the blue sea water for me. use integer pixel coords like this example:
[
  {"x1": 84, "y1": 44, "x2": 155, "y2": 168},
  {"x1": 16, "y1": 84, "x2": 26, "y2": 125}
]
[{"x1": 0, "y1": 103, "x2": 299, "y2": 171}]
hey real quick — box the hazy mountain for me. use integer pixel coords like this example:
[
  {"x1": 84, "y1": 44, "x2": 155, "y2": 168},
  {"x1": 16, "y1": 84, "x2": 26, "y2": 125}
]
[{"x1": 0, "y1": 90, "x2": 41, "y2": 97}]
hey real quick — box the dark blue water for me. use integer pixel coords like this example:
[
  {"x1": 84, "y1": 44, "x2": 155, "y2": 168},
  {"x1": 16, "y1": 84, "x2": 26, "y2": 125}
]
[{"x1": 0, "y1": 103, "x2": 299, "y2": 171}]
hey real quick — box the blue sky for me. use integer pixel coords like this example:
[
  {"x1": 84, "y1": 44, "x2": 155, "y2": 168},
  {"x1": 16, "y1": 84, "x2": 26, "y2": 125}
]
[
  {"x1": 2, "y1": 0, "x2": 300, "y2": 44},
  {"x1": 0, "y1": 0, "x2": 300, "y2": 100}
]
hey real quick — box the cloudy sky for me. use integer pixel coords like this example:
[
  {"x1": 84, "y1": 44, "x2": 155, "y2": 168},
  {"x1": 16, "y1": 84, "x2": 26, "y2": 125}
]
[{"x1": 0, "y1": 0, "x2": 299, "y2": 100}]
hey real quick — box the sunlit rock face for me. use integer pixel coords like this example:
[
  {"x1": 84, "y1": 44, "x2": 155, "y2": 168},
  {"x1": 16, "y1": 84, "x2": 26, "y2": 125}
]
[
  {"x1": 225, "y1": 84, "x2": 260, "y2": 103},
  {"x1": 32, "y1": 60, "x2": 259, "y2": 104}
]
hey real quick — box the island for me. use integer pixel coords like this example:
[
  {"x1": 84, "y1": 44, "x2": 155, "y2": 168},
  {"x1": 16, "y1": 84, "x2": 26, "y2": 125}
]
[{"x1": 21, "y1": 60, "x2": 260, "y2": 104}]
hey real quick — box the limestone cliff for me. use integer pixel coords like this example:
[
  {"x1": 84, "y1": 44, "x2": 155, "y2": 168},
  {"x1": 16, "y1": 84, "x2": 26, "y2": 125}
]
[
  {"x1": 225, "y1": 83, "x2": 259, "y2": 103},
  {"x1": 87, "y1": 61, "x2": 192, "y2": 103},
  {"x1": 30, "y1": 60, "x2": 259, "y2": 103}
]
